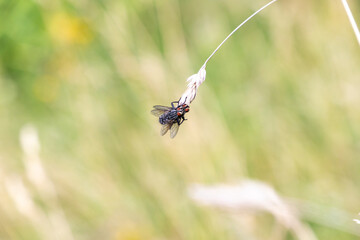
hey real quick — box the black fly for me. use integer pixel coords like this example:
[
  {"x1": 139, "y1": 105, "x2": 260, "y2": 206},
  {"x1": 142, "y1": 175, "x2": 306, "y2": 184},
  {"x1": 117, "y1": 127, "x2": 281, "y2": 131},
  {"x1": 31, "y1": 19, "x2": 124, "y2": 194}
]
[{"x1": 151, "y1": 101, "x2": 190, "y2": 138}]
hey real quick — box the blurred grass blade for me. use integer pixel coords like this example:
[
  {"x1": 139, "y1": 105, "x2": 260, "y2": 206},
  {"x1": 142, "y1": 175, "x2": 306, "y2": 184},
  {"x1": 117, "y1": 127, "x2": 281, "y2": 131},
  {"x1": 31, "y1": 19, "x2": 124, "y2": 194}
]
[{"x1": 341, "y1": 0, "x2": 360, "y2": 45}]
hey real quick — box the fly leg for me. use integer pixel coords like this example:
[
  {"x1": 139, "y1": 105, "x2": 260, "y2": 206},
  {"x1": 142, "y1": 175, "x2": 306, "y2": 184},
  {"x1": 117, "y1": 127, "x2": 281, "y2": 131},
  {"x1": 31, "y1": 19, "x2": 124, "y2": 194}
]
[
  {"x1": 171, "y1": 101, "x2": 179, "y2": 108},
  {"x1": 178, "y1": 116, "x2": 187, "y2": 125}
]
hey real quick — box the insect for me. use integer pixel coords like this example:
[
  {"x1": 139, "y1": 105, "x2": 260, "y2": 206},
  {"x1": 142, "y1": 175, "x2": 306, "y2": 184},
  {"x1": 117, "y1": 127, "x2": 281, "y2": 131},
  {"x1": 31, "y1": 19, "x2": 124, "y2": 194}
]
[{"x1": 151, "y1": 101, "x2": 190, "y2": 138}]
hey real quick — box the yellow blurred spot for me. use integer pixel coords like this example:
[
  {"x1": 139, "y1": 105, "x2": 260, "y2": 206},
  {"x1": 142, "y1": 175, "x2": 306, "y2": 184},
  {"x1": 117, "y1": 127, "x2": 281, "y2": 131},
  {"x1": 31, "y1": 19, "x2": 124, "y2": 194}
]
[{"x1": 48, "y1": 13, "x2": 92, "y2": 45}]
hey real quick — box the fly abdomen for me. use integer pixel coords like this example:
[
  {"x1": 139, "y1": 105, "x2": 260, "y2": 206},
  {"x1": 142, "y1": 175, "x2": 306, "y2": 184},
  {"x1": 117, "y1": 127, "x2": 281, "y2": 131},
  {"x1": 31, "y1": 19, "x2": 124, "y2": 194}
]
[{"x1": 159, "y1": 115, "x2": 167, "y2": 125}]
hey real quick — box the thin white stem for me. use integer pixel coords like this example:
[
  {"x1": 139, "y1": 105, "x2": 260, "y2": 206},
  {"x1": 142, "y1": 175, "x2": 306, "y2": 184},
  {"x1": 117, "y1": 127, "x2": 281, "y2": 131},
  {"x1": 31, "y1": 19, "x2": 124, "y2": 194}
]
[
  {"x1": 178, "y1": 0, "x2": 278, "y2": 105},
  {"x1": 341, "y1": 0, "x2": 360, "y2": 46},
  {"x1": 202, "y1": 0, "x2": 278, "y2": 69}
]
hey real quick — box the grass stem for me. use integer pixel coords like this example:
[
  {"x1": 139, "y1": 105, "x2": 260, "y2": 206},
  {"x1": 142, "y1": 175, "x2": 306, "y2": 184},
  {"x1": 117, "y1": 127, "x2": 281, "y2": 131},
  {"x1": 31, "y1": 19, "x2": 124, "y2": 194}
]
[{"x1": 341, "y1": 0, "x2": 360, "y2": 46}]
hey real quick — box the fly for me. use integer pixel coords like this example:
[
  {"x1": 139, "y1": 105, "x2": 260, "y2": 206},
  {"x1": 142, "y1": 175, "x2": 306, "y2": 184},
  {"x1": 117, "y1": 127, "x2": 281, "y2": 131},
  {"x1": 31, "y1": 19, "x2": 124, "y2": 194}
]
[{"x1": 151, "y1": 101, "x2": 190, "y2": 138}]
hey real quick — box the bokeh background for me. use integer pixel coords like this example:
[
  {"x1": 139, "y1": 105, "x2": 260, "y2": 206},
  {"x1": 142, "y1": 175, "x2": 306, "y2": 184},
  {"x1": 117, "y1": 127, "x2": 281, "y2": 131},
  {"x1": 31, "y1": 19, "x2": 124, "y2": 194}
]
[{"x1": 1, "y1": 0, "x2": 360, "y2": 239}]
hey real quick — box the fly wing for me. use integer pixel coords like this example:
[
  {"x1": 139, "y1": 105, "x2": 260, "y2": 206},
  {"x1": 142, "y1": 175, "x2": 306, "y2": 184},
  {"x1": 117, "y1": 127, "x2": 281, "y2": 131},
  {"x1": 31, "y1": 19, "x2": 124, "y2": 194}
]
[
  {"x1": 151, "y1": 105, "x2": 172, "y2": 117},
  {"x1": 161, "y1": 123, "x2": 172, "y2": 136},
  {"x1": 170, "y1": 122, "x2": 180, "y2": 138}
]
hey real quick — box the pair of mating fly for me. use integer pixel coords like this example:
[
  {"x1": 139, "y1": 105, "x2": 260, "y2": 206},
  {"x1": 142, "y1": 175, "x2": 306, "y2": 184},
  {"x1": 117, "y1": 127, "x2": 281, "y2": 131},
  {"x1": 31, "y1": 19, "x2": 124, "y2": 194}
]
[{"x1": 151, "y1": 101, "x2": 190, "y2": 138}]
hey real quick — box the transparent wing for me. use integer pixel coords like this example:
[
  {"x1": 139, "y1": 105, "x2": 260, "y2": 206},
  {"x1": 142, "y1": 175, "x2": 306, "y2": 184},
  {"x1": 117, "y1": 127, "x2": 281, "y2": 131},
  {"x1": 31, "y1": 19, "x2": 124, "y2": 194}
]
[
  {"x1": 170, "y1": 122, "x2": 180, "y2": 138},
  {"x1": 151, "y1": 105, "x2": 171, "y2": 117},
  {"x1": 161, "y1": 123, "x2": 172, "y2": 136}
]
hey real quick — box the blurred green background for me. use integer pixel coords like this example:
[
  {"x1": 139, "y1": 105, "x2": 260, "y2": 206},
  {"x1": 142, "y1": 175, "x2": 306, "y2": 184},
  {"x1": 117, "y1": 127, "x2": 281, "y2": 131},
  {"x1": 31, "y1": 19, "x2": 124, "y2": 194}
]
[{"x1": 1, "y1": 0, "x2": 360, "y2": 239}]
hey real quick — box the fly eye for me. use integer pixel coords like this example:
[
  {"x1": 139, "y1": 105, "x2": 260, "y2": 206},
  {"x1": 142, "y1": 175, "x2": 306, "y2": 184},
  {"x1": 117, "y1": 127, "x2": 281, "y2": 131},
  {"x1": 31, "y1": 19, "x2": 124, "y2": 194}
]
[
  {"x1": 177, "y1": 107, "x2": 180, "y2": 111},
  {"x1": 177, "y1": 112, "x2": 182, "y2": 116},
  {"x1": 185, "y1": 108, "x2": 189, "y2": 112}
]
